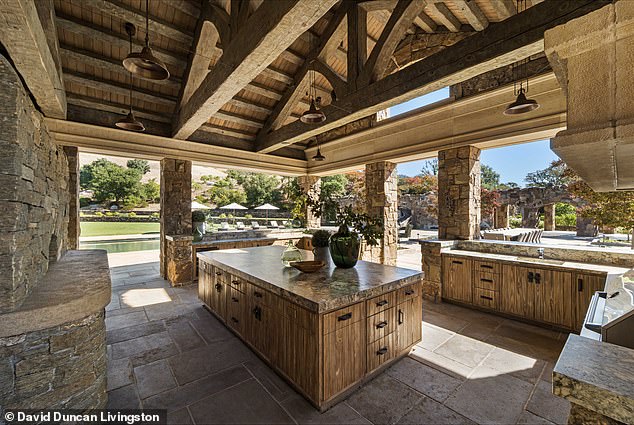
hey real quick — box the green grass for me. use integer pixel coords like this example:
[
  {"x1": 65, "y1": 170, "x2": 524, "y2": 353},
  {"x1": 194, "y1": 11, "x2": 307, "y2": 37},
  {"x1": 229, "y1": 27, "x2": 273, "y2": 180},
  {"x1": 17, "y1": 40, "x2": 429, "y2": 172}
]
[{"x1": 80, "y1": 221, "x2": 160, "y2": 237}]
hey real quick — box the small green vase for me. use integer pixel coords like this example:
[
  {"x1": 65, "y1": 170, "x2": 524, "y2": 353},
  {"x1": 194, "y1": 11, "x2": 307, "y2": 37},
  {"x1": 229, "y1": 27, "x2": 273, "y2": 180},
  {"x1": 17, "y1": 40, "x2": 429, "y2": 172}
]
[{"x1": 329, "y1": 225, "x2": 361, "y2": 268}]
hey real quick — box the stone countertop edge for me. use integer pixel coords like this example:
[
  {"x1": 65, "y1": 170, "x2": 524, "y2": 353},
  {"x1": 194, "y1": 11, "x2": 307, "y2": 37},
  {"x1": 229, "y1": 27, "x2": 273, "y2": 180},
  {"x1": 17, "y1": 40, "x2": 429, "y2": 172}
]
[
  {"x1": 166, "y1": 235, "x2": 193, "y2": 241},
  {"x1": 0, "y1": 250, "x2": 112, "y2": 338},
  {"x1": 553, "y1": 334, "x2": 634, "y2": 424},
  {"x1": 197, "y1": 248, "x2": 423, "y2": 314},
  {"x1": 444, "y1": 249, "x2": 631, "y2": 275},
  {"x1": 192, "y1": 237, "x2": 277, "y2": 246}
]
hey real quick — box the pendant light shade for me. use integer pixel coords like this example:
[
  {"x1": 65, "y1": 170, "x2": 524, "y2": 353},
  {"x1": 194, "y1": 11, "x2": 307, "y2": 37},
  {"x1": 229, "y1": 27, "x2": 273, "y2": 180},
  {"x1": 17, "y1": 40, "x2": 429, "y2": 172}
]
[
  {"x1": 116, "y1": 111, "x2": 145, "y2": 131},
  {"x1": 123, "y1": 0, "x2": 169, "y2": 81},
  {"x1": 312, "y1": 147, "x2": 325, "y2": 161},
  {"x1": 503, "y1": 88, "x2": 540, "y2": 115},
  {"x1": 301, "y1": 99, "x2": 326, "y2": 124}
]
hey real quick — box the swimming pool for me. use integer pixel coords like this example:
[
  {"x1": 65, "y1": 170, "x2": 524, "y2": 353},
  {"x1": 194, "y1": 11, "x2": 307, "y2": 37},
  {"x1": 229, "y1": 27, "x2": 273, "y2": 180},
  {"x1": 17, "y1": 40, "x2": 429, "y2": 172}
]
[{"x1": 80, "y1": 239, "x2": 160, "y2": 253}]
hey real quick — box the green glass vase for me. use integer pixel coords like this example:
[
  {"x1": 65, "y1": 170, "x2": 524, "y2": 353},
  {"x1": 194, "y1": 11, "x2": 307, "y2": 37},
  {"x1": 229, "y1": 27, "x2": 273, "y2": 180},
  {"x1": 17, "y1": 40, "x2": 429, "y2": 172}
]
[{"x1": 329, "y1": 225, "x2": 361, "y2": 268}]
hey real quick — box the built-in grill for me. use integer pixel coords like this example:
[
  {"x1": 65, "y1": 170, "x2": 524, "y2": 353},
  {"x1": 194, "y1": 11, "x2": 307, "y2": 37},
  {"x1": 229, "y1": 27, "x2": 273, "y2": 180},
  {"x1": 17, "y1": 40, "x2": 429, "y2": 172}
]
[{"x1": 583, "y1": 270, "x2": 634, "y2": 349}]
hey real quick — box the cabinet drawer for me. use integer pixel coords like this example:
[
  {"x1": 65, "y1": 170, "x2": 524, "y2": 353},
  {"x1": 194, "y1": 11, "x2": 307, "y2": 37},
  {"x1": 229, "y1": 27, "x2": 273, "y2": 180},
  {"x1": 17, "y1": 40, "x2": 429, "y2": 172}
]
[
  {"x1": 227, "y1": 287, "x2": 245, "y2": 334},
  {"x1": 366, "y1": 291, "x2": 396, "y2": 316},
  {"x1": 474, "y1": 273, "x2": 498, "y2": 291},
  {"x1": 367, "y1": 307, "x2": 396, "y2": 343},
  {"x1": 473, "y1": 260, "x2": 500, "y2": 274},
  {"x1": 285, "y1": 301, "x2": 317, "y2": 330},
  {"x1": 246, "y1": 283, "x2": 273, "y2": 307},
  {"x1": 228, "y1": 274, "x2": 247, "y2": 290},
  {"x1": 367, "y1": 333, "x2": 395, "y2": 372},
  {"x1": 473, "y1": 288, "x2": 497, "y2": 310},
  {"x1": 397, "y1": 284, "x2": 420, "y2": 304},
  {"x1": 323, "y1": 302, "x2": 365, "y2": 334}
]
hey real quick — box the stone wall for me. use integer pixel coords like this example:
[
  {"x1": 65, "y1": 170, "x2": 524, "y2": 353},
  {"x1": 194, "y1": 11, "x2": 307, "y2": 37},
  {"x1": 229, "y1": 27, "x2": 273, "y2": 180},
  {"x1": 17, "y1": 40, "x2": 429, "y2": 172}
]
[
  {"x1": 64, "y1": 146, "x2": 80, "y2": 249},
  {"x1": 363, "y1": 161, "x2": 398, "y2": 266},
  {"x1": 0, "y1": 311, "x2": 107, "y2": 411},
  {"x1": 398, "y1": 194, "x2": 438, "y2": 229},
  {"x1": 438, "y1": 146, "x2": 481, "y2": 240},
  {"x1": 0, "y1": 53, "x2": 70, "y2": 313}
]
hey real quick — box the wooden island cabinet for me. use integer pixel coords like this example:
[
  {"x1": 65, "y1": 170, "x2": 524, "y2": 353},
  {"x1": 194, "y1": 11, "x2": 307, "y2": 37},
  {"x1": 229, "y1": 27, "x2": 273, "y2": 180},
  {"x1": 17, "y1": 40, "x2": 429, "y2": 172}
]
[{"x1": 197, "y1": 246, "x2": 423, "y2": 411}]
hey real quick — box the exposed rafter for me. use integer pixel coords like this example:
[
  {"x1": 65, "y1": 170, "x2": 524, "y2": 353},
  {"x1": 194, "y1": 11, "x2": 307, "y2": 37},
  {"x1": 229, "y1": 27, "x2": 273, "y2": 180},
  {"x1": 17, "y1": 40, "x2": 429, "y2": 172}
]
[
  {"x1": 313, "y1": 59, "x2": 347, "y2": 99},
  {"x1": 413, "y1": 13, "x2": 438, "y2": 33},
  {"x1": 214, "y1": 110, "x2": 264, "y2": 129},
  {"x1": 453, "y1": 0, "x2": 489, "y2": 31},
  {"x1": 66, "y1": 92, "x2": 170, "y2": 123},
  {"x1": 173, "y1": 0, "x2": 338, "y2": 139},
  {"x1": 428, "y1": 2, "x2": 462, "y2": 32},
  {"x1": 256, "y1": 0, "x2": 609, "y2": 153},
  {"x1": 347, "y1": 4, "x2": 367, "y2": 90},
  {"x1": 489, "y1": 0, "x2": 517, "y2": 20}
]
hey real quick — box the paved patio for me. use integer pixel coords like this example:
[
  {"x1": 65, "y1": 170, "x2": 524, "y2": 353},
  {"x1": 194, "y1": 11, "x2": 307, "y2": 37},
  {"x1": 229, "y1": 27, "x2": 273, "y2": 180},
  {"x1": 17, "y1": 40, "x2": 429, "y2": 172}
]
[{"x1": 105, "y1": 258, "x2": 570, "y2": 425}]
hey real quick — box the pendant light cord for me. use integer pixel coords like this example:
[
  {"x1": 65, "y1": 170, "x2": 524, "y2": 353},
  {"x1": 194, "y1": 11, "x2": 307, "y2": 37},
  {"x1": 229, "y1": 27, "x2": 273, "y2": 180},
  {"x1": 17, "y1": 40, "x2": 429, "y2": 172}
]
[
  {"x1": 128, "y1": 28, "x2": 134, "y2": 113},
  {"x1": 145, "y1": 0, "x2": 150, "y2": 48}
]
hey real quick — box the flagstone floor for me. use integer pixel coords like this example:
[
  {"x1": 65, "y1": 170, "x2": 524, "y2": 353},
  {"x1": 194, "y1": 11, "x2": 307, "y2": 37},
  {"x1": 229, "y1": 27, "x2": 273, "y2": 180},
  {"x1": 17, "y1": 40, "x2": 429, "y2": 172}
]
[{"x1": 105, "y1": 258, "x2": 570, "y2": 425}]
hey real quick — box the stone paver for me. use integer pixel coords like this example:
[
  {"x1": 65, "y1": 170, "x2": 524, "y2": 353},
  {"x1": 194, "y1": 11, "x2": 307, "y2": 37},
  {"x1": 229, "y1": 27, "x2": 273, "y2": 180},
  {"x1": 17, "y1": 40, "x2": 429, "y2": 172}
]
[{"x1": 105, "y1": 256, "x2": 569, "y2": 425}]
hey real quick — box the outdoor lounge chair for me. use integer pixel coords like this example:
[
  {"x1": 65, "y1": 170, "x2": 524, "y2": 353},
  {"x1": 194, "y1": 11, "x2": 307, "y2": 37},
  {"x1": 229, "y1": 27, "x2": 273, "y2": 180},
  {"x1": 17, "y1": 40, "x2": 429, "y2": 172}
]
[
  {"x1": 251, "y1": 221, "x2": 261, "y2": 230},
  {"x1": 269, "y1": 220, "x2": 283, "y2": 229},
  {"x1": 236, "y1": 221, "x2": 246, "y2": 230},
  {"x1": 219, "y1": 222, "x2": 230, "y2": 231},
  {"x1": 281, "y1": 220, "x2": 290, "y2": 228}
]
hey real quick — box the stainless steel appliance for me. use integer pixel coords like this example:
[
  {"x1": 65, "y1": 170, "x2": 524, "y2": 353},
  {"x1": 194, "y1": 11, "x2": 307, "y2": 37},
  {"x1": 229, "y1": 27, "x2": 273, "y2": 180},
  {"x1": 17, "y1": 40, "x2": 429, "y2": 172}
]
[{"x1": 584, "y1": 270, "x2": 634, "y2": 349}]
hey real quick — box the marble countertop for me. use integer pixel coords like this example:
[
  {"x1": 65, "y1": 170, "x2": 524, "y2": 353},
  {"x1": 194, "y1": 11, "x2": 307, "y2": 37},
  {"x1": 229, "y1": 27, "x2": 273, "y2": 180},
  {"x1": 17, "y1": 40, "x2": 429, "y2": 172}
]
[
  {"x1": 197, "y1": 246, "x2": 423, "y2": 313},
  {"x1": 445, "y1": 249, "x2": 630, "y2": 275},
  {"x1": 553, "y1": 334, "x2": 634, "y2": 424}
]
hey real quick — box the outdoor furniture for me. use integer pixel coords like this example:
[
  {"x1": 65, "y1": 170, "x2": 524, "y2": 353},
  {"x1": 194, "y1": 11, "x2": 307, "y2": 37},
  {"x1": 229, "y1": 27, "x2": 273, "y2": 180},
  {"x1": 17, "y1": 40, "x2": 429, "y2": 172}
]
[
  {"x1": 251, "y1": 221, "x2": 261, "y2": 230},
  {"x1": 236, "y1": 221, "x2": 246, "y2": 230},
  {"x1": 219, "y1": 222, "x2": 231, "y2": 231},
  {"x1": 281, "y1": 220, "x2": 290, "y2": 228},
  {"x1": 269, "y1": 220, "x2": 283, "y2": 229}
]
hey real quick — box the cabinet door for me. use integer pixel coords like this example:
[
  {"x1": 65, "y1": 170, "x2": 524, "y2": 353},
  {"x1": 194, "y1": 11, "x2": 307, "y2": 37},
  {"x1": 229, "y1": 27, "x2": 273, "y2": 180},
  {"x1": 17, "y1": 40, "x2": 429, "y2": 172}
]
[
  {"x1": 323, "y1": 319, "x2": 365, "y2": 401},
  {"x1": 227, "y1": 287, "x2": 245, "y2": 335},
  {"x1": 248, "y1": 299, "x2": 272, "y2": 359},
  {"x1": 442, "y1": 257, "x2": 472, "y2": 303},
  {"x1": 534, "y1": 269, "x2": 573, "y2": 328},
  {"x1": 283, "y1": 316, "x2": 319, "y2": 402},
  {"x1": 198, "y1": 263, "x2": 207, "y2": 302},
  {"x1": 500, "y1": 265, "x2": 533, "y2": 318},
  {"x1": 574, "y1": 272, "x2": 606, "y2": 331},
  {"x1": 396, "y1": 296, "x2": 422, "y2": 353}
]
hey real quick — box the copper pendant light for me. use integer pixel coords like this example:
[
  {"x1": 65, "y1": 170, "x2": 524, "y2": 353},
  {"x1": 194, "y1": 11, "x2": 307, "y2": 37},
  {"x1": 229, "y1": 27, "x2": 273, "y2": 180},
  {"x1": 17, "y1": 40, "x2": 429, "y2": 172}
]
[
  {"x1": 300, "y1": 63, "x2": 326, "y2": 124},
  {"x1": 123, "y1": 0, "x2": 169, "y2": 81},
  {"x1": 116, "y1": 23, "x2": 145, "y2": 132},
  {"x1": 312, "y1": 138, "x2": 325, "y2": 161},
  {"x1": 504, "y1": 87, "x2": 540, "y2": 116}
]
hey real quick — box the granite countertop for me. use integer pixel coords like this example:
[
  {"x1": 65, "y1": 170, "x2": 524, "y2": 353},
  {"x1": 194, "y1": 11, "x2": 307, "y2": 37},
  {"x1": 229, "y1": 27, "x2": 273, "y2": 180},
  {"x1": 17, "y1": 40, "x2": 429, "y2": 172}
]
[
  {"x1": 193, "y1": 237, "x2": 277, "y2": 246},
  {"x1": 553, "y1": 334, "x2": 634, "y2": 424},
  {"x1": 197, "y1": 246, "x2": 423, "y2": 313},
  {"x1": 445, "y1": 249, "x2": 630, "y2": 275}
]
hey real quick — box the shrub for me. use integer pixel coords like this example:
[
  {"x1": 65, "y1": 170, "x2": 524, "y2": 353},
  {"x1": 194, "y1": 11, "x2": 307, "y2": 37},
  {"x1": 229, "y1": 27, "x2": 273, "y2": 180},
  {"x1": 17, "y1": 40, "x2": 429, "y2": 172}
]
[
  {"x1": 79, "y1": 197, "x2": 91, "y2": 208},
  {"x1": 509, "y1": 215, "x2": 522, "y2": 228},
  {"x1": 311, "y1": 229, "x2": 331, "y2": 247},
  {"x1": 192, "y1": 210, "x2": 206, "y2": 223},
  {"x1": 150, "y1": 212, "x2": 160, "y2": 219},
  {"x1": 128, "y1": 212, "x2": 137, "y2": 218},
  {"x1": 227, "y1": 213, "x2": 234, "y2": 219},
  {"x1": 244, "y1": 213, "x2": 253, "y2": 219},
  {"x1": 556, "y1": 213, "x2": 576, "y2": 228},
  {"x1": 95, "y1": 211, "x2": 104, "y2": 217},
  {"x1": 218, "y1": 213, "x2": 227, "y2": 219}
]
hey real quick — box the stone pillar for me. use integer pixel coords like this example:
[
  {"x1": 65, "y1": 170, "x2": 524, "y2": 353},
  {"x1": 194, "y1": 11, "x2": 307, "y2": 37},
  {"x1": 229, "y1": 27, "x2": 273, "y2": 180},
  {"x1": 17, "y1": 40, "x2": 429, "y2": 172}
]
[
  {"x1": 438, "y1": 146, "x2": 481, "y2": 240},
  {"x1": 521, "y1": 207, "x2": 539, "y2": 228},
  {"x1": 363, "y1": 161, "x2": 398, "y2": 266},
  {"x1": 494, "y1": 204, "x2": 510, "y2": 229},
  {"x1": 297, "y1": 175, "x2": 321, "y2": 229},
  {"x1": 543, "y1": 204, "x2": 556, "y2": 231},
  {"x1": 546, "y1": 1, "x2": 634, "y2": 191},
  {"x1": 160, "y1": 158, "x2": 192, "y2": 285},
  {"x1": 576, "y1": 216, "x2": 597, "y2": 237},
  {"x1": 63, "y1": 146, "x2": 80, "y2": 249}
]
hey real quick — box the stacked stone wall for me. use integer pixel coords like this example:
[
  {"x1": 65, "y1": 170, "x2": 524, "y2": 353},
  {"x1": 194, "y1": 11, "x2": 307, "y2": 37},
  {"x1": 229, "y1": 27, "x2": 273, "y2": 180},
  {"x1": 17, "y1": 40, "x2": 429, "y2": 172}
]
[
  {"x1": 363, "y1": 162, "x2": 398, "y2": 266},
  {"x1": 0, "y1": 53, "x2": 70, "y2": 312}
]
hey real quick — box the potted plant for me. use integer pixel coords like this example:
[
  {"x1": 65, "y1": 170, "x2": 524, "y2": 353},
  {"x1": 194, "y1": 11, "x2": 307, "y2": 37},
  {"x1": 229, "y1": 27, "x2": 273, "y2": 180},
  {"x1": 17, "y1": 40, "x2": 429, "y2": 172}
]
[
  {"x1": 311, "y1": 229, "x2": 331, "y2": 263},
  {"x1": 192, "y1": 210, "x2": 206, "y2": 242},
  {"x1": 307, "y1": 196, "x2": 383, "y2": 268}
]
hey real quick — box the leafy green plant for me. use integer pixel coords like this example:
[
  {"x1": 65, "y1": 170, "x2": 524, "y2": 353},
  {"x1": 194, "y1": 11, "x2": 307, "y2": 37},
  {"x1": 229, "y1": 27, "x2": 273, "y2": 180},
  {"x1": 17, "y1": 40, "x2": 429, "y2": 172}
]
[
  {"x1": 192, "y1": 210, "x2": 206, "y2": 223},
  {"x1": 150, "y1": 212, "x2": 159, "y2": 219},
  {"x1": 218, "y1": 213, "x2": 227, "y2": 219},
  {"x1": 311, "y1": 230, "x2": 331, "y2": 247},
  {"x1": 244, "y1": 213, "x2": 253, "y2": 219},
  {"x1": 128, "y1": 212, "x2": 137, "y2": 218},
  {"x1": 95, "y1": 211, "x2": 104, "y2": 217}
]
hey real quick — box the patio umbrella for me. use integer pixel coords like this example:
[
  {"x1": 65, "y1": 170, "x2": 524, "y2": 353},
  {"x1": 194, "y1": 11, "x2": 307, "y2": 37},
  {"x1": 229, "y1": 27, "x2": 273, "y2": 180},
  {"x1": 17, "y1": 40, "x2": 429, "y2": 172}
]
[
  {"x1": 191, "y1": 201, "x2": 211, "y2": 210},
  {"x1": 255, "y1": 203, "x2": 279, "y2": 223},
  {"x1": 220, "y1": 202, "x2": 247, "y2": 223}
]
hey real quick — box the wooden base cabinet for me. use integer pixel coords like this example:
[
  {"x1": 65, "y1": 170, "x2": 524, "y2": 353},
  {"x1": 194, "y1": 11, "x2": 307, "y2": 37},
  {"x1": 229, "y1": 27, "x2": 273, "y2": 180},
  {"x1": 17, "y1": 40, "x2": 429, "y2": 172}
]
[
  {"x1": 198, "y1": 262, "x2": 422, "y2": 411},
  {"x1": 442, "y1": 257, "x2": 472, "y2": 303}
]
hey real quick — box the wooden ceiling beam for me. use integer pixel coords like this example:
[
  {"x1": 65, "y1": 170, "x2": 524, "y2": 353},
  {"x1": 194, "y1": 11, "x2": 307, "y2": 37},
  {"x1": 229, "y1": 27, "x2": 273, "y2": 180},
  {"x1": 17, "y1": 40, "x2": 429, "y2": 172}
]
[
  {"x1": 63, "y1": 69, "x2": 176, "y2": 107},
  {"x1": 0, "y1": 0, "x2": 66, "y2": 118},
  {"x1": 227, "y1": 97, "x2": 272, "y2": 115},
  {"x1": 488, "y1": 0, "x2": 517, "y2": 20},
  {"x1": 169, "y1": 0, "x2": 200, "y2": 19},
  {"x1": 453, "y1": 0, "x2": 488, "y2": 31},
  {"x1": 428, "y1": 2, "x2": 462, "y2": 33},
  {"x1": 174, "y1": 0, "x2": 338, "y2": 140},
  {"x1": 214, "y1": 110, "x2": 264, "y2": 128},
  {"x1": 256, "y1": 0, "x2": 609, "y2": 153},
  {"x1": 347, "y1": 3, "x2": 367, "y2": 90},
  {"x1": 413, "y1": 13, "x2": 438, "y2": 33},
  {"x1": 199, "y1": 123, "x2": 256, "y2": 141},
  {"x1": 360, "y1": 0, "x2": 427, "y2": 84},
  {"x1": 84, "y1": 0, "x2": 193, "y2": 46},
  {"x1": 66, "y1": 92, "x2": 170, "y2": 123}
]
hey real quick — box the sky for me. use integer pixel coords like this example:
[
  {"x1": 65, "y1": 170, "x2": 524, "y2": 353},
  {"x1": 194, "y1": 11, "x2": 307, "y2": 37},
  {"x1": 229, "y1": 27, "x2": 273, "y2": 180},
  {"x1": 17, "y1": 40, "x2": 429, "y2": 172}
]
[{"x1": 390, "y1": 88, "x2": 560, "y2": 187}]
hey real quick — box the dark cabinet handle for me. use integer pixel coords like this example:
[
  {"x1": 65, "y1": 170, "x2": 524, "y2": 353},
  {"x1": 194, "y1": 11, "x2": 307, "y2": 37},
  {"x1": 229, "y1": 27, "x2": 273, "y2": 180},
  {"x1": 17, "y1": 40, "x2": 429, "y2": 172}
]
[
  {"x1": 405, "y1": 289, "x2": 415, "y2": 296},
  {"x1": 398, "y1": 309, "x2": 404, "y2": 325},
  {"x1": 578, "y1": 278, "x2": 583, "y2": 292},
  {"x1": 253, "y1": 306, "x2": 262, "y2": 321},
  {"x1": 377, "y1": 347, "x2": 388, "y2": 355},
  {"x1": 215, "y1": 283, "x2": 222, "y2": 292},
  {"x1": 231, "y1": 297, "x2": 239, "y2": 303},
  {"x1": 480, "y1": 295, "x2": 493, "y2": 301},
  {"x1": 376, "y1": 321, "x2": 388, "y2": 329},
  {"x1": 481, "y1": 265, "x2": 493, "y2": 269},
  {"x1": 232, "y1": 280, "x2": 240, "y2": 285},
  {"x1": 480, "y1": 278, "x2": 493, "y2": 283},
  {"x1": 231, "y1": 317, "x2": 239, "y2": 323},
  {"x1": 254, "y1": 291, "x2": 263, "y2": 298},
  {"x1": 527, "y1": 272, "x2": 534, "y2": 283},
  {"x1": 215, "y1": 272, "x2": 222, "y2": 276},
  {"x1": 376, "y1": 300, "x2": 389, "y2": 307},
  {"x1": 337, "y1": 312, "x2": 352, "y2": 321},
  {"x1": 535, "y1": 273, "x2": 541, "y2": 284},
  {"x1": 452, "y1": 260, "x2": 463, "y2": 265}
]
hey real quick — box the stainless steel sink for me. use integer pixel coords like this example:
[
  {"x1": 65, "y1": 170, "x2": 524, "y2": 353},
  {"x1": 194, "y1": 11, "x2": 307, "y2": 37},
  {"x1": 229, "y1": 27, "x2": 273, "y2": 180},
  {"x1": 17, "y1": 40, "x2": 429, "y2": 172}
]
[{"x1": 516, "y1": 257, "x2": 566, "y2": 266}]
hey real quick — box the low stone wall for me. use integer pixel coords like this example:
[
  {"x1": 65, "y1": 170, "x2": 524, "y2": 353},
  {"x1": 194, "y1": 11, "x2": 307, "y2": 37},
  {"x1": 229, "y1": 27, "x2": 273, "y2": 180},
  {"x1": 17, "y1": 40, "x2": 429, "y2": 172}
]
[{"x1": 165, "y1": 235, "x2": 193, "y2": 286}]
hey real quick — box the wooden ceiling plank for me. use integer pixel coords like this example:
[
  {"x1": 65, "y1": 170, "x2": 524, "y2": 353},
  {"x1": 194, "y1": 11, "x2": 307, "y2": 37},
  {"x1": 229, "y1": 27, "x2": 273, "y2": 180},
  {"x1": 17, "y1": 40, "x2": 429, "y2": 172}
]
[
  {"x1": 488, "y1": 0, "x2": 517, "y2": 20},
  {"x1": 413, "y1": 12, "x2": 437, "y2": 33},
  {"x1": 428, "y1": 2, "x2": 462, "y2": 32},
  {"x1": 256, "y1": 0, "x2": 609, "y2": 153},
  {"x1": 213, "y1": 110, "x2": 264, "y2": 128},
  {"x1": 66, "y1": 92, "x2": 170, "y2": 122},
  {"x1": 199, "y1": 123, "x2": 255, "y2": 141},
  {"x1": 228, "y1": 96, "x2": 272, "y2": 115},
  {"x1": 358, "y1": 0, "x2": 398, "y2": 12},
  {"x1": 173, "y1": 0, "x2": 338, "y2": 140},
  {"x1": 453, "y1": 0, "x2": 489, "y2": 31}
]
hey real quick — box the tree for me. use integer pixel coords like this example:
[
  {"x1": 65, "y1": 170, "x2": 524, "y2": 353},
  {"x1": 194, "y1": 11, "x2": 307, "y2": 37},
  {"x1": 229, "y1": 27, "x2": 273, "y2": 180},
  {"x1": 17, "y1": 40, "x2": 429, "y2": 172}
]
[
  {"x1": 126, "y1": 159, "x2": 151, "y2": 175},
  {"x1": 525, "y1": 159, "x2": 572, "y2": 188},
  {"x1": 141, "y1": 178, "x2": 160, "y2": 202},
  {"x1": 84, "y1": 160, "x2": 142, "y2": 203},
  {"x1": 80, "y1": 157, "x2": 111, "y2": 190},
  {"x1": 421, "y1": 159, "x2": 439, "y2": 176},
  {"x1": 239, "y1": 173, "x2": 281, "y2": 207},
  {"x1": 199, "y1": 176, "x2": 246, "y2": 207},
  {"x1": 481, "y1": 165, "x2": 501, "y2": 190},
  {"x1": 321, "y1": 175, "x2": 348, "y2": 199}
]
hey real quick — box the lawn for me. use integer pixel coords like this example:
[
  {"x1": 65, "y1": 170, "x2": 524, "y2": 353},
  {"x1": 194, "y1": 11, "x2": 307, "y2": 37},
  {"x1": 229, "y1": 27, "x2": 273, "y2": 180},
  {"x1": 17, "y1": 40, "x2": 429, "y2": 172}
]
[{"x1": 80, "y1": 221, "x2": 160, "y2": 237}]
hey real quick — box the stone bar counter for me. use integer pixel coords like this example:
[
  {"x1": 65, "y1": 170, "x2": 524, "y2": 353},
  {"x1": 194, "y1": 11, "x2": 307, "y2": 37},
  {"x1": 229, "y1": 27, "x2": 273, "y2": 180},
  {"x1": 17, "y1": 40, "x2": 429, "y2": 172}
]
[{"x1": 197, "y1": 245, "x2": 423, "y2": 410}]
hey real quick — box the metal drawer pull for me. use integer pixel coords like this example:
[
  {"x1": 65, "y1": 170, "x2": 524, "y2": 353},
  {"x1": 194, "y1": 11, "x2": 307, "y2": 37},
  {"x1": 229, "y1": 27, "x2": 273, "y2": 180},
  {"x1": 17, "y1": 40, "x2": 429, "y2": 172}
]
[
  {"x1": 231, "y1": 297, "x2": 239, "y2": 303},
  {"x1": 405, "y1": 289, "x2": 415, "y2": 296},
  {"x1": 480, "y1": 278, "x2": 493, "y2": 283},
  {"x1": 578, "y1": 278, "x2": 583, "y2": 292},
  {"x1": 480, "y1": 295, "x2": 493, "y2": 301},
  {"x1": 254, "y1": 291, "x2": 263, "y2": 298},
  {"x1": 377, "y1": 347, "x2": 388, "y2": 355},
  {"x1": 215, "y1": 272, "x2": 222, "y2": 276},
  {"x1": 253, "y1": 306, "x2": 262, "y2": 321},
  {"x1": 534, "y1": 273, "x2": 541, "y2": 284},
  {"x1": 376, "y1": 321, "x2": 388, "y2": 329},
  {"x1": 376, "y1": 300, "x2": 389, "y2": 307},
  {"x1": 527, "y1": 272, "x2": 534, "y2": 283},
  {"x1": 398, "y1": 309, "x2": 404, "y2": 325},
  {"x1": 215, "y1": 283, "x2": 222, "y2": 292},
  {"x1": 481, "y1": 265, "x2": 493, "y2": 269},
  {"x1": 337, "y1": 312, "x2": 352, "y2": 321},
  {"x1": 231, "y1": 317, "x2": 239, "y2": 323},
  {"x1": 452, "y1": 260, "x2": 463, "y2": 265},
  {"x1": 232, "y1": 280, "x2": 240, "y2": 285}
]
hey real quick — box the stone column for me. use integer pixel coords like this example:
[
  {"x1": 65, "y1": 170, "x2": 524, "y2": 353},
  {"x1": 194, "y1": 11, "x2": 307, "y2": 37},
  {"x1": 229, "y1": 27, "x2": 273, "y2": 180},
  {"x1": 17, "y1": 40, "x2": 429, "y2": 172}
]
[
  {"x1": 363, "y1": 161, "x2": 398, "y2": 266},
  {"x1": 438, "y1": 146, "x2": 481, "y2": 240},
  {"x1": 494, "y1": 204, "x2": 510, "y2": 229},
  {"x1": 576, "y1": 216, "x2": 597, "y2": 237},
  {"x1": 543, "y1": 204, "x2": 556, "y2": 231},
  {"x1": 63, "y1": 146, "x2": 80, "y2": 250},
  {"x1": 297, "y1": 175, "x2": 321, "y2": 229},
  {"x1": 160, "y1": 158, "x2": 192, "y2": 285}
]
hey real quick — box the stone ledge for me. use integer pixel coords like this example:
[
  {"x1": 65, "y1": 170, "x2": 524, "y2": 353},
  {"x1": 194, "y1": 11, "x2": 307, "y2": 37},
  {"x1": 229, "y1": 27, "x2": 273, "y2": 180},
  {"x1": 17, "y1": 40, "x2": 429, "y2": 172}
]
[
  {"x1": 165, "y1": 234, "x2": 193, "y2": 242},
  {"x1": 0, "y1": 250, "x2": 111, "y2": 338}
]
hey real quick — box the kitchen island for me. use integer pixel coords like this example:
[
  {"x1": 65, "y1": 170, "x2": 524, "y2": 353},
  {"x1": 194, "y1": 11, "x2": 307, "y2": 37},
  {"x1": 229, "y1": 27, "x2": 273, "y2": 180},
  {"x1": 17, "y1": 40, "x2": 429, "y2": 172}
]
[{"x1": 197, "y1": 245, "x2": 423, "y2": 410}]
